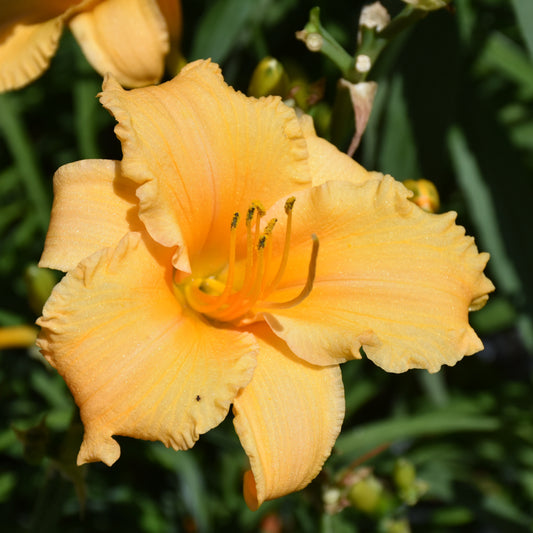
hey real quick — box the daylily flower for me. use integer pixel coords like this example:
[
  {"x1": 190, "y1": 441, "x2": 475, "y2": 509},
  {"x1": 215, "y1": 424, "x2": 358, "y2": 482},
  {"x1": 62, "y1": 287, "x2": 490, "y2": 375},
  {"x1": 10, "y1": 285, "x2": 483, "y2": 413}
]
[
  {"x1": 36, "y1": 60, "x2": 494, "y2": 510},
  {"x1": 0, "y1": 0, "x2": 181, "y2": 92}
]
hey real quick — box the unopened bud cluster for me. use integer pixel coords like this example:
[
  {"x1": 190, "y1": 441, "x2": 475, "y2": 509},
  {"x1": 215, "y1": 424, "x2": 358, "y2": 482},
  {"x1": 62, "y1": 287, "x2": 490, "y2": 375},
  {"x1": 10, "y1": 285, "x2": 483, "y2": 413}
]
[{"x1": 323, "y1": 457, "x2": 428, "y2": 530}]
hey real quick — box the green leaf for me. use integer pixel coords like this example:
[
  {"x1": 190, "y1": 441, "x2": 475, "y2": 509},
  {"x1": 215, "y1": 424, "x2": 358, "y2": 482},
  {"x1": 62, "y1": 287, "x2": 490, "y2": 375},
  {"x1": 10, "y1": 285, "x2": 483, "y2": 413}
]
[
  {"x1": 447, "y1": 124, "x2": 533, "y2": 348},
  {"x1": 334, "y1": 409, "x2": 499, "y2": 462},
  {"x1": 149, "y1": 445, "x2": 211, "y2": 533},
  {"x1": 511, "y1": 0, "x2": 533, "y2": 63},
  {"x1": 0, "y1": 94, "x2": 50, "y2": 232},
  {"x1": 469, "y1": 296, "x2": 518, "y2": 335},
  {"x1": 447, "y1": 126, "x2": 521, "y2": 295},
  {"x1": 474, "y1": 32, "x2": 533, "y2": 98},
  {"x1": 363, "y1": 73, "x2": 421, "y2": 180},
  {"x1": 483, "y1": 492, "x2": 533, "y2": 527},
  {"x1": 190, "y1": 0, "x2": 259, "y2": 63},
  {"x1": 0, "y1": 472, "x2": 16, "y2": 503},
  {"x1": 320, "y1": 512, "x2": 359, "y2": 533},
  {"x1": 431, "y1": 506, "x2": 475, "y2": 526}
]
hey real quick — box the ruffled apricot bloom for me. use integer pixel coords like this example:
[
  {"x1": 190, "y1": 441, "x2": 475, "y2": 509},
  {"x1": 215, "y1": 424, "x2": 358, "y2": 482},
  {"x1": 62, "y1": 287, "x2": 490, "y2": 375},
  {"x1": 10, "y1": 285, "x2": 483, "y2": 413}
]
[
  {"x1": 36, "y1": 60, "x2": 494, "y2": 510},
  {"x1": 0, "y1": 0, "x2": 181, "y2": 92}
]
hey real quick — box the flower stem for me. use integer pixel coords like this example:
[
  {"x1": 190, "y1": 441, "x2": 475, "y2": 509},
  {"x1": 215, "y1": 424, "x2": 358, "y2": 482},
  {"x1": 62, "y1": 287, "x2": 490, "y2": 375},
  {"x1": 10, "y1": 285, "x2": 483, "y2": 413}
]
[{"x1": 298, "y1": 7, "x2": 357, "y2": 82}]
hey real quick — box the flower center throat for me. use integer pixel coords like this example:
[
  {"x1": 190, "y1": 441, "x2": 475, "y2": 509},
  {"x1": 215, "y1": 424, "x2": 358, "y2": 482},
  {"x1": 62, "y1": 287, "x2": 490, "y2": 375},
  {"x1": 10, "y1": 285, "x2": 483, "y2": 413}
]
[{"x1": 178, "y1": 198, "x2": 318, "y2": 324}]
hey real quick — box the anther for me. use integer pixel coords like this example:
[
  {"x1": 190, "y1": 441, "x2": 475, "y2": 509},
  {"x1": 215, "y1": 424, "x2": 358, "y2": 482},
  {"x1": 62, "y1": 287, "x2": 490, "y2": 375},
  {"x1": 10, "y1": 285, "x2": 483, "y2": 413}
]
[
  {"x1": 271, "y1": 197, "x2": 296, "y2": 289},
  {"x1": 284, "y1": 196, "x2": 296, "y2": 214},
  {"x1": 263, "y1": 218, "x2": 278, "y2": 237},
  {"x1": 253, "y1": 201, "x2": 266, "y2": 218},
  {"x1": 246, "y1": 206, "x2": 256, "y2": 225}
]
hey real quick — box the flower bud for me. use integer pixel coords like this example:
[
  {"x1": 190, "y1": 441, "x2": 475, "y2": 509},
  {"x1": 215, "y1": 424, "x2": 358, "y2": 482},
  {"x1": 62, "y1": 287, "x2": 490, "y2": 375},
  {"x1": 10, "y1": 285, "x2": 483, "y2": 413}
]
[
  {"x1": 401, "y1": 0, "x2": 451, "y2": 11},
  {"x1": 382, "y1": 518, "x2": 412, "y2": 533},
  {"x1": 393, "y1": 458, "x2": 416, "y2": 491},
  {"x1": 248, "y1": 57, "x2": 289, "y2": 98},
  {"x1": 296, "y1": 29, "x2": 323, "y2": 52},
  {"x1": 393, "y1": 458, "x2": 428, "y2": 504},
  {"x1": 403, "y1": 178, "x2": 440, "y2": 213},
  {"x1": 308, "y1": 101, "x2": 332, "y2": 138},
  {"x1": 0, "y1": 325, "x2": 38, "y2": 349},
  {"x1": 24, "y1": 264, "x2": 57, "y2": 315},
  {"x1": 359, "y1": 2, "x2": 390, "y2": 33},
  {"x1": 322, "y1": 486, "x2": 343, "y2": 514},
  {"x1": 348, "y1": 475, "x2": 383, "y2": 514},
  {"x1": 260, "y1": 512, "x2": 283, "y2": 533}
]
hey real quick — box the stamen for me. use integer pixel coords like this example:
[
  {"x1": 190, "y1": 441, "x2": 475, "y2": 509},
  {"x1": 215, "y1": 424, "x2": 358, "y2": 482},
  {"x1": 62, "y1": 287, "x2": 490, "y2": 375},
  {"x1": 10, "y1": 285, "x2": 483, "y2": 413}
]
[
  {"x1": 244, "y1": 205, "x2": 256, "y2": 282},
  {"x1": 218, "y1": 212, "x2": 239, "y2": 300},
  {"x1": 262, "y1": 218, "x2": 278, "y2": 240},
  {"x1": 260, "y1": 218, "x2": 277, "y2": 293},
  {"x1": 284, "y1": 197, "x2": 296, "y2": 213},
  {"x1": 241, "y1": 202, "x2": 265, "y2": 295},
  {"x1": 215, "y1": 218, "x2": 277, "y2": 322},
  {"x1": 260, "y1": 234, "x2": 319, "y2": 310},
  {"x1": 270, "y1": 196, "x2": 296, "y2": 290},
  {"x1": 182, "y1": 198, "x2": 319, "y2": 324}
]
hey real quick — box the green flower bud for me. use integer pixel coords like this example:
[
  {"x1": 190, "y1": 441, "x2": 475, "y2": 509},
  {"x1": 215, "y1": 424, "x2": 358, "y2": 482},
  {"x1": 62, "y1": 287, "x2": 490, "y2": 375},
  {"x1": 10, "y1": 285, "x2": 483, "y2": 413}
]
[
  {"x1": 248, "y1": 57, "x2": 289, "y2": 98},
  {"x1": 401, "y1": 0, "x2": 451, "y2": 11},
  {"x1": 393, "y1": 458, "x2": 417, "y2": 491},
  {"x1": 24, "y1": 264, "x2": 57, "y2": 315},
  {"x1": 348, "y1": 475, "x2": 383, "y2": 514},
  {"x1": 308, "y1": 102, "x2": 332, "y2": 138},
  {"x1": 382, "y1": 518, "x2": 411, "y2": 533}
]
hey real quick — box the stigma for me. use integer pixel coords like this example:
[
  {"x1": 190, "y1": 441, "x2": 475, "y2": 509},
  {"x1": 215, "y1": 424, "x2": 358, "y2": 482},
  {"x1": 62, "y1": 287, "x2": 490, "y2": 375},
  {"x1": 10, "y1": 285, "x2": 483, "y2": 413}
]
[{"x1": 179, "y1": 198, "x2": 319, "y2": 324}]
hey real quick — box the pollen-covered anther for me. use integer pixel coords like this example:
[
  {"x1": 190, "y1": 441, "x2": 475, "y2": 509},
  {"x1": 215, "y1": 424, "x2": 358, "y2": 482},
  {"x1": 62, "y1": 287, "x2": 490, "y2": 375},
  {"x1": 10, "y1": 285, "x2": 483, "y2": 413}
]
[{"x1": 182, "y1": 198, "x2": 319, "y2": 323}]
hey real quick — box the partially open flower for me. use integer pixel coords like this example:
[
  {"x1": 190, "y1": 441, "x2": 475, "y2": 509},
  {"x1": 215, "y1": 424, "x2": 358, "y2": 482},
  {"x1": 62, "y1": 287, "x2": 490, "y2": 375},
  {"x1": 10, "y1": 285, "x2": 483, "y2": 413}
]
[
  {"x1": 0, "y1": 0, "x2": 181, "y2": 92},
  {"x1": 37, "y1": 60, "x2": 493, "y2": 509}
]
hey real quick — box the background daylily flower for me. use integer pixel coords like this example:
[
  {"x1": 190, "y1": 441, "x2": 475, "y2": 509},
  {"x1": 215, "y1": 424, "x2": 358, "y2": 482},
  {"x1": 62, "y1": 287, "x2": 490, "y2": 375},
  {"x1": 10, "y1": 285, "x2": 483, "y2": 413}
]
[
  {"x1": 36, "y1": 60, "x2": 494, "y2": 510},
  {"x1": 0, "y1": 0, "x2": 181, "y2": 92}
]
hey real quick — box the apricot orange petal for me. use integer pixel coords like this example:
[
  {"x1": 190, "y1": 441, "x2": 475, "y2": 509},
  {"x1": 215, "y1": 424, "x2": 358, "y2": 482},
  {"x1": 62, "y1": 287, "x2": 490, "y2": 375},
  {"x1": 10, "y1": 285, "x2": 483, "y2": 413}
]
[
  {"x1": 0, "y1": 15, "x2": 65, "y2": 92},
  {"x1": 69, "y1": 0, "x2": 172, "y2": 88},
  {"x1": 39, "y1": 160, "x2": 143, "y2": 272},
  {"x1": 299, "y1": 115, "x2": 374, "y2": 187},
  {"x1": 155, "y1": 0, "x2": 182, "y2": 47},
  {"x1": 260, "y1": 177, "x2": 494, "y2": 372},
  {"x1": 37, "y1": 232, "x2": 258, "y2": 465},
  {"x1": 99, "y1": 60, "x2": 310, "y2": 277},
  {"x1": 233, "y1": 323, "x2": 344, "y2": 510},
  {"x1": 0, "y1": 0, "x2": 90, "y2": 92},
  {"x1": 0, "y1": 0, "x2": 80, "y2": 24}
]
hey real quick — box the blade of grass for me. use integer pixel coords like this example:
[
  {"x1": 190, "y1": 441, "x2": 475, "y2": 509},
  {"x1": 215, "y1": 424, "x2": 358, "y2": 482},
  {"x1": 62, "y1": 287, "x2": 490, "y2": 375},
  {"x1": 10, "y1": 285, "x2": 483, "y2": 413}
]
[
  {"x1": 447, "y1": 126, "x2": 521, "y2": 296},
  {"x1": 0, "y1": 94, "x2": 50, "y2": 231},
  {"x1": 511, "y1": 0, "x2": 533, "y2": 63},
  {"x1": 334, "y1": 409, "x2": 498, "y2": 463}
]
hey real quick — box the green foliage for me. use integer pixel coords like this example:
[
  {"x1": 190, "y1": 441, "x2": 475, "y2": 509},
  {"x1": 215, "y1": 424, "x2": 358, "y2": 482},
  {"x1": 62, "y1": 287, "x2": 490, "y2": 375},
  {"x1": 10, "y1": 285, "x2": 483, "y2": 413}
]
[{"x1": 1, "y1": 0, "x2": 533, "y2": 531}]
